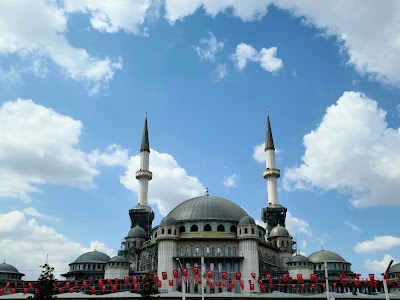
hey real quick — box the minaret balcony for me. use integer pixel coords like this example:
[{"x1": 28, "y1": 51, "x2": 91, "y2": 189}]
[
  {"x1": 263, "y1": 168, "x2": 280, "y2": 179},
  {"x1": 135, "y1": 170, "x2": 153, "y2": 180}
]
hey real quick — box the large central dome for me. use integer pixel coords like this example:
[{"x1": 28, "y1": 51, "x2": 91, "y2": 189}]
[{"x1": 167, "y1": 195, "x2": 248, "y2": 222}]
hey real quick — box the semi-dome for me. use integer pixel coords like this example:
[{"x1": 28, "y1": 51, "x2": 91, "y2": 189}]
[
  {"x1": 269, "y1": 225, "x2": 289, "y2": 238},
  {"x1": 289, "y1": 255, "x2": 311, "y2": 263},
  {"x1": 108, "y1": 255, "x2": 129, "y2": 264},
  {"x1": 239, "y1": 216, "x2": 256, "y2": 225},
  {"x1": 74, "y1": 250, "x2": 111, "y2": 263},
  {"x1": 167, "y1": 195, "x2": 248, "y2": 222},
  {"x1": 127, "y1": 225, "x2": 147, "y2": 238},
  {"x1": 388, "y1": 263, "x2": 400, "y2": 274},
  {"x1": 160, "y1": 216, "x2": 177, "y2": 226},
  {"x1": 0, "y1": 262, "x2": 20, "y2": 273},
  {"x1": 308, "y1": 250, "x2": 346, "y2": 263}
]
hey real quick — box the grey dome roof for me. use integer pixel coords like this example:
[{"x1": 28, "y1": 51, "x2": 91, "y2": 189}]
[
  {"x1": 388, "y1": 263, "x2": 400, "y2": 274},
  {"x1": 269, "y1": 225, "x2": 289, "y2": 238},
  {"x1": 74, "y1": 250, "x2": 111, "y2": 264},
  {"x1": 160, "y1": 216, "x2": 177, "y2": 226},
  {"x1": 127, "y1": 225, "x2": 147, "y2": 238},
  {"x1": 239, "y1": 216, "x2": 256, "y2": 225},
  {"x1": 308, "y1": 250, "x2": 347, "y2": 263},
  {"x1": 108, "y1": 255, "x2": 129, "y2": 264},
  {"x1": 0, "y1": 262, "x2": 20, "y2": 273},
  {"x1": 167, "y1": 196, "x2": 248, "y2": 222},
  {"x1": 289, "y1": 255, "x2": 311, "y2": 263}
]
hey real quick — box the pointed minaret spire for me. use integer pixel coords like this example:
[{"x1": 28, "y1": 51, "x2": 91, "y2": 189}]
[
  {"x1": 140, "y1": 114, "x2": 150, "y2": 153},
  {"x1": 263, "y1": 114, "x2": 280, "y2": 207},
  {"x1": 265, "y1": 114, "x2": 275, "y2": 151},
  {"x1": 136, "y1": 115, "x2": 152, "y2": 208}
]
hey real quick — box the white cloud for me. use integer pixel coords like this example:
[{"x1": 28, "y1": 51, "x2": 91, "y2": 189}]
[
  {"x1": 214, "y1": 64, "x2": 228, "y2": 80},
  {"x1": 233, "y1": 43, "x2": 283, "y2": 72},
  {"x1": 223, "y1": 174, "x2": 239, "y2": 188},
  {"x1": 344, "y1": 220, "x2": 362, "y2": 232},
  {"x1": 194, "y1": 32, "x2": 224, "y2": 62},
  {"x1": 0, "y1": 99, "x2": 129, "y2": 201},
  {"x1": 285, "y1": 211, "x2": 311, "y2": 237},
  {"x1": 363, "y1": 254, "x2": 396, "y2": 274},
  {"x1": 164, "y1": 0, "x2": 272, "y2": 24},
  {"x1": 0, "y1": 0, "x2": 122, "y2": 94},
  {"x1": 283, "y1": 91, "x2": 400, "y2": 207},
  {"x1": 22, "y1": 207, "x2": 60, "y2": 223},
  {"x1": 273, "y1": 0, "x2": 400, "y2": 86},
  {"x1": 253, "y1": 143, "x2": 265, "y2": 163},
  {"x1": 64, "y1": 0, "x2": 154, "y2": 35},
  {"x1": 0, "y1": 210, "x2": 114, "y2": 280},
  {"x1": 354, "y1": 236, "x2": 400, "y2": 253},
  {"x1": 120, "y1": 149, "x2": 205, "y2": 216}
]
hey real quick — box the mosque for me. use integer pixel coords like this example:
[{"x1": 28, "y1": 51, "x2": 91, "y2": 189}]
[{"x1": 1, "y1": 116, "x2": 399, "y2": 296}]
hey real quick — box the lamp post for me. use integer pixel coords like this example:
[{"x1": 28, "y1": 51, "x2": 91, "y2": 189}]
[
  {"x1": 176, "y1": 258, "x2": 186, "y2": 300},
  {"x1": 201, "y1": 256, "x2": 204, "y2": 300},
  {"x1": 324, "y1": 262, "x2": 329, "y2": 300}
]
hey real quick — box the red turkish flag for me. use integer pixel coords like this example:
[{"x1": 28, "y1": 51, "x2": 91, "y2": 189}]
[
  {"x1": 229, "y1": 281, "x2": 235, "y2": 289},
  {"x1": 260, "y1": 283, "x2": 265, "y2": 290},
  {"x1": 182, "y1": 268, "x2": 188, "y2": 277},
  {"x1": 101, "y1": 286, "x2": 106, "y2": 293},
  {"x1": 58, "y1": 288, "x2": 63, "y2": 294},
  {"x1": 142, "y1": 274, "x2": 147, "y2": 281},
  {"x1": 134, "y1": 283, "x2": 139, "y2": 291},
  {"x1": 197, "y1": 279, "x2": 202, "y2": 285},
  {"x1": 311, "y1": 283, "x2": 316, "y2": 290},
  {"x1": 332, "y1": 282, "x2": 337, "y2": 289},
  {"x1": 354, "y1": 274, "x2": 360, "y2": 280},
  {"x1": 0, "y1": 288, "x2": 4, "y2": 295},
  {"x1": 339, "y1": 273, "x2": 346, "y2": 281},
  {"x1": 132, "y1": 276, "x2": 137, "y2": 284},
  {"x1": 28, "y1": 282, "x2": 33, "y2": 289},
  {"x1": 222, "y1": 281, "x2": 226, "y2": 287},
  {"x1": 369, "y1": 274, "x2": 375, "y2": 282},
  {"x1": 91, "y1": 287, "x2": 96, "y2": 294},
  {"x1": 310, "y1": 274, "x2": 318, "y2": 283},
  {"x1": 22, "y1": 288, "x2": 27, "y2": 295},
  {"x1": 106, "y1": 279, "x2": 112, "y2": 285},
  {"x1": 249, "y1": 283, "x2": 254, "y2": 291},
  {"x1": 173, "y1": 269, "x2": 179, "y2": 278},
  {"x1": 269, "y1": 281, "x2": 274, "y2": 289},
  {"x1": 153, "y1": 274, "x2": 159, "y2": 282},
  {"x1": 266, "y1": 273, "x2": 272, "y2": 282},
  {"x1": 251, "y1": 273, "x2": 256, "y2": 280},
  {"x1": 169, "y1": 280, "x2": 174, "y2": 286},
  {"x1": 222, "y1": 271, "x2": 227, "y2": 280},
  {"x1": 383, "y1": 274, "x2": 389, "y2": 280},
  {"x1": 283, "y1": 274, "x2": 289, "y2": 282},
  {"x1": 291, "y1": 284, "x2": 296, "y2": 289},
  {"x1": 83, "y1": 280, "x2": 88, "y2": 288},
  {"x1": 207, "y1": 270, "x2": 213, "y2": 278},
  {"x1": 193, "y1": 266, "x2": 199, "y2": 275},
  {"x1": 65, "y1": 282, "x2": 71, "y2": 288},
  {"x1": 322, "y1": 283, "x2": 326, "y2": 290},
  {"x1": 239, "y1": 280, "x2": 244, "y2": 290},
  {"x1": 69, "y1": 288, "x2": 74, "y2": 293},
  {"x1": 296, "y1": 274, "x2": 304, "y2": 283},
  {"x1": 235, "y1": 272, "x2": 241, "y2": 280},
  {"x1": 115, "y1": 278, "x2": 119, "y2": 284},
  {"x1": 162, "y1": 272, "x2": 168, "y2": 280},
  {"x1": 157, "y1": 281, "x2": 162, "y2": 288},
  {"x1": 301, "y1": 284, "x2": 305, "y2": 291},
  {"x1": 112, "y1": 285, "x2": 117, "y2": 292},
  {"x1": 124, "y1": 277, "x2": 129, "y2": 285},
  {"x1": 215, "y1": 281, "x2": 220, "y2": 287}
]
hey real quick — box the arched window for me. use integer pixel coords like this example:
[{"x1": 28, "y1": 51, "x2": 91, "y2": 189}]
[
  {"x1": 251, "y1": 228, "x2": 255, "y2": 234},
  {"x1": 201, "y1": 247, "x2": 204, "y2": 256},
  {"x1": 217, "y1": 224, "x2": 225, "y2": 232},
  {"x1": 162, "y1": 229, "x2": 165, "y2": 234},
  {"x1": 233, "y1": 247, "x2": 237, "y2": 256},
  {"x1": 223, "y1": 245, "x2": 226, "y2": 255},
  {"x1": 168, "y1": 228, "x2": 172, "y2": 234},
  {"x1": 259, "y1": 231, "x2": 262, "y2": 237},
  {"x1": 155, "y1": 232, "x2": 158, "y2": 238},
  {"x1": 204, "y1": 224, "x2": 211, "y2": 231},
  {"x1": 244, "y1": 228, "x2": 248, "y2": 234},
  {"x1": 212, "y1": 247, "x2": 215, "y2": 256},
  {"x1": 230, "y1": 225, "x2": 237, "y2": 233},
  {"x1": 191, "y1": 245, "x2": 194, "y2": 256},
  {"x1": 196, "y1": 247, "x2": 199, "y2": 256},
  {"x1": 227, "y1": 247, "x2": 231, "y2": 256},
  {"x1": 239, "y1": 229, "x2": 241, "y2": 235},
  {"x1": 180, "y1": 247, "x2": 183, "y2": 256},
  {"x1": 217, "y1": 247, "x2": 221, "y2": 256},
  {"x1": 206, "y1": 245, "x2": 210, "y2": 256},
  {"x1": 191, "y1": 224, "x2": 198, "y2": 232},
  {"x1": 179, "y1": 226, "x2": 185, "y2": 233},
  {"x1": 185, "y1": 247, "x2": 189, "y2": 256}
]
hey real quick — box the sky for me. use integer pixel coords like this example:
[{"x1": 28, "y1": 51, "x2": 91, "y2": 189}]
[{"x1": 0, "y1": 0, "x2": 399, "y2": 281}]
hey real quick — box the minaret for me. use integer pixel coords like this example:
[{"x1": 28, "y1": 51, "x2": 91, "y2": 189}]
[
  {"x1": 261, "y1": 114, "x2": 287, "y2": 234},
  {"x1": 128, "y1": 116, "x2": 154, "y2": 238},
  {"x1": 136, "y1": 116, "x2": 152, "y2": 208}
]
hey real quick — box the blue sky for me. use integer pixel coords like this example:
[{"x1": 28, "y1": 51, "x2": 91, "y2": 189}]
[{"x1": 0, "y1": 0, "x2": 399, "y2": 280}]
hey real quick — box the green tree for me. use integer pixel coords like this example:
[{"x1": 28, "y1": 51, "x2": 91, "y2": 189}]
[
  {"x1": 138, "y1": 274, "x2": 159, "y2": 299},
  {"x1": 32, "y1": 263, "x2": 57, "y2": 299}
]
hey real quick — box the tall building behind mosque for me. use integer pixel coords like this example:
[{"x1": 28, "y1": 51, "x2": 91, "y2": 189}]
[{"x1": 5, "y1": 115, "x2": 376, "y2": 295}]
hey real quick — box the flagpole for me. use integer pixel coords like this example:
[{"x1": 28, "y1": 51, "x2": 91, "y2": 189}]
[
  {"x1": 324, "y1": 261, "x2": 329, "y2": 300},
  {"x1": 176, "y1": 258, "x2": 185, "y2": 300},
  {"x1": 383, "y1": 279, "x2": 389, "y2": 300},
  {"x1": 201, "y1": 256, "x2": 205, "y2": 300}
]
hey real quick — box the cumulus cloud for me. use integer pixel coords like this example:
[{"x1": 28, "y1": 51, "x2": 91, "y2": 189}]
[
  {"x1": 363, "y1": 254, "x2": 396, "y2": 274},
  {"x1": 0, "y1": 99, "x2": 128, "y2": 201},
  {"x1": 64, "y1": 0, "x2": 154, "y2": 35},
  {"x1": 252, "y1": 142, "x2": 282, "y2": 163},
  {"x1": 285, "y1": 211, "x2": 311, "y2": 237},
  {"x1": 214, "y1": 64, "x2": 228, "y2": 80},
  {"x1": 345, "y1": 221, "x2": 362, "y2": 232},
  {"x1": 283, "y1": 91, "x2": 400, "y2": 207},
  {"x1": 120, "y1": 149, "x2": 205, "y2": 216},
  {"x1": 0, "y1": 210, "x2": 113, "y2": 280},
  {"x1": 232, "y1": 43, "x2": 283, "y2": 72},
  {"x1": 273, "y1": 0, "x2": 400, "y2": 86},
  {"x1": 354, "y1": 236, "x2": 400, "y2": 253},
  {"x1": 194, "y1": 32, "x2": 224, "y2": 62},
  {"x1": 0, "y1": 0, "x2": 122, "y2": 94},
  {"x1": 223, "y1": 174, "x2": 239, "y2": 188},
  {"x1": 22, "y1": 207, "x2": 60, "y2": 223},
  {"x1": 164, "y1": 0, "x2": 272, "y2": 24}
]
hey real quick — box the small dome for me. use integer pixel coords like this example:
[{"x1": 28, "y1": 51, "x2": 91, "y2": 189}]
[
  {"x1": 0, "y1": 262, "x2": 20, "y2": 273},
  {"x1": 308, "y1": 250, "x2": 347, "y2": 263},
  {"x1": 160, "y1": 216, "x2": 177, "y2": 226},
  {"x1": 388, "y1": 263, "x2": 400, "y2": 274},
  {"x1": 269, "y1": 225, "x2": 289, "y2": 238},
  {"x1": 74, "y1": 250, "x2": 111, "y2": 263},
  {"x1": 127, "y1": 225, "x2": 147, "y2": 238},
  {"x1": 108, "y1": 255, "x2": 129, "y2": 264},
  {"x1": 289, "y1": 255, "x2": 311, "y2": 263},
  {"x1": 239, "y1": 216, "x2": 255, "y2": 225}
]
